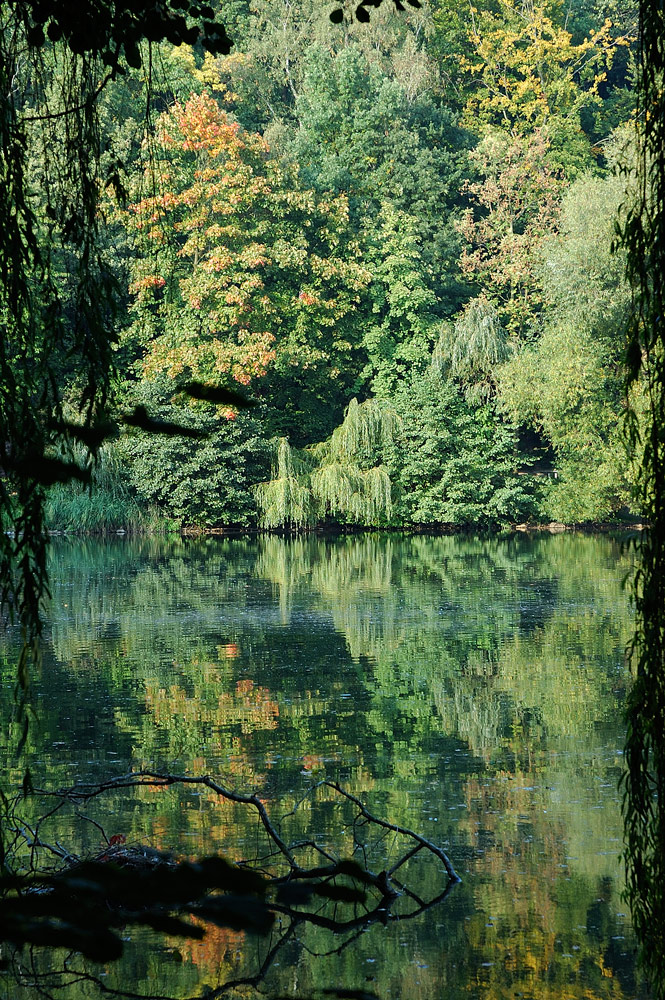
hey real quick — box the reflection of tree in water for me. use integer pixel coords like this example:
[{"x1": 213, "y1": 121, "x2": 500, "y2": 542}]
[{"x1": 1, "y1": 532, "x2": 642, "y2": 999}]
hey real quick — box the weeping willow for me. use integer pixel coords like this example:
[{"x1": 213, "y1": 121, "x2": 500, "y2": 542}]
[
  {"x1": 254, "y1": 438, "x2": 314, "y2": 529},
  {"x1": 307, "y1": 397, "x2": 398, "y2": 525},
  {"x1": 619, "y1": 0, "x2": 665, "y2": 991},
  {"x1": 255, "y1": 399, "x2": 399, "y2": 528},
  {"x1": 310, "y1": 462, "x2": 393, "y2": 523},
  {"x1": 314, "y1": 397, "x2": 400, "y2": 466},
  {"x1": 433, "y1": 295, "x2": 508, "y2": 400}
]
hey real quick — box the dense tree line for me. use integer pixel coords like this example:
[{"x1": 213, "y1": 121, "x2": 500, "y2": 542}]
[{"x1": 28, "y1": 0, "x2": 639, "y2": 531}]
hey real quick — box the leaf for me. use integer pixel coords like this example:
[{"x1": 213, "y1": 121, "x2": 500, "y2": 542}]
[
  {"x1": 194, "y1": 857, "x2": 266, "y2": 895},
  {"x1": 22, "y1": 769, "x2": 33, "y2": 797},
  {"x1": 53, "y1": 419, "x2": 118, "y2": 449},
  {"x1": 26, "y1": 24, "x2": 45, "y2": 46},
  {"x1": 6, "y1": 455, "x2": 91, "y2": 487},
  {"x1": 124, "y1": 41, "x2": 141, "y2": 68},
  {"x1": 276, "y1": 882, "x2": 316, "y2": 905},
  {"x1": 334, "y1": 858, "x2": 375, "y2": 882},
  {"x1": 193, "y1": 894, "x2": 274, "y2": 934},
  {"x1": 314, "y1": 882, "x2": 366, "y2": 903}
]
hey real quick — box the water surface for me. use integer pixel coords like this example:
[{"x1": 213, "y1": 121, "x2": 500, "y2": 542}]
[{"x1": 0, "y1": 532, "x2": 647, "y2": 999}]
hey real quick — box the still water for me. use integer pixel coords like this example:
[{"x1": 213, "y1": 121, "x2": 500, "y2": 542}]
[{"x1": 1, "y1": 532, "x2": 649, "y2": 999}]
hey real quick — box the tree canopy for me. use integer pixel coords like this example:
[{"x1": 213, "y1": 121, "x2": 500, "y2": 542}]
[{"x1": 2, "y1": 0, "x2": 665, "y2": 992}]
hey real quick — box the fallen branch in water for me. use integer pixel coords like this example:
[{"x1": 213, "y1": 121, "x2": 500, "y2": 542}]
[
  {"x1": 28, "y1": 770, "x2": 460, "y2": 891},
  {"x1": 1, "y1": 770, "x2": 460, "y2": 995}
]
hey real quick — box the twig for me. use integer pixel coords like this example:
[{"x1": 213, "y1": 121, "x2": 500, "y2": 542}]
[
  {"x1": 36, "y1": 772, "x2": 456, "y2": 897},
  {"x1": 321, "y1": 781, "x2": 461, "y2": 882}
]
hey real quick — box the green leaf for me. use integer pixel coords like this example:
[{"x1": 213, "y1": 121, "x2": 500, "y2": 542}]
[
  {"x1": 124, "y1": 41, "x2": 141, "y2": 68},
  {"x1": 122, "y1": 406, "x2": 206, "y2": 439}
]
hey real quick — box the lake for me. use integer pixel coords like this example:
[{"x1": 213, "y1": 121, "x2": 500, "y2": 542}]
[{"x1": 0, "y1": 532, "x2": 650, "y2": 999}]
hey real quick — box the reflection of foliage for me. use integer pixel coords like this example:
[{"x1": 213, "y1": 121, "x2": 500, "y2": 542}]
[
  {"x1": 2, "y1": 771, "x2": 458, "y2": 999},
  {"x1": 0, "y1": 533, "x2": 643, "y2": 1000}
]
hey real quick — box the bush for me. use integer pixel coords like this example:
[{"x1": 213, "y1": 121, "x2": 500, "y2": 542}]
[
  {"x1": 122, "y1": 381, "x2": 270, "y2": 528},
  {"x1": 389, "y1": 370, "x2": 540, "y2": 527}
]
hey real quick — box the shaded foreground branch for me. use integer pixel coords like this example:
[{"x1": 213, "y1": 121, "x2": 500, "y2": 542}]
[{"x1": 1, "y1": 771, "x2": 460, "y2": 997}]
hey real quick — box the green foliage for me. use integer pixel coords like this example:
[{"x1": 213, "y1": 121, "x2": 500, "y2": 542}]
[
  {"x1": 310, "y1": 398, "x2": 397, "y2": 523},
  {"x1": 363, "y1": 205, "x2": 444, "y2": 397},
  {"x1": 256, "y1": 399, "x2": 397, "y2": 528},
  {"x1": 435, "y1": 295, "x2": 508, "y2": 401},
  {"x1": 44, "y1": 444, "x2": 150, "y2": 533},
  {"x1": 618, "y1": 0, "x2": 665, "y2": 988},
  {"x1": 498, "y1": 166, "x2": 638, "y2": 522},
  {"x1": 388, "y1": 369, "x2": 539, "y2": 526},
  {"x1": 122, "y1": 380, "x2": 270, "y2": 527},
  {"x1": 255, "y1": 438, "x2": 315, "y2": 529}
]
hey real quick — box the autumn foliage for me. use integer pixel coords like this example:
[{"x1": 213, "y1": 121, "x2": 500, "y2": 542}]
[{"x1": 124, "y1": 92, "x2": 370, "y2": 399}]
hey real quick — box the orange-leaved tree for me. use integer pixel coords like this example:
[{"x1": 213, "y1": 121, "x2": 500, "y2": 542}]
[{"x1": 121, "y1": 91, "x2": 371, "y2": 422}]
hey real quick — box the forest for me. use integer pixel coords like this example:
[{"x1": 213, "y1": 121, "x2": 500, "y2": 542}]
[
  {"x1": 29, "y1": 0, "x2": 641, "y2": 532},
  {"x1": 4, "y1": 1, "x2": 665, "y2": 996}
]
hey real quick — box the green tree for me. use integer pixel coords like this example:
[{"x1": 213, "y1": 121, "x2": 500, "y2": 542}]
[
  {"x1": 619, "y1": 0, "x2": 665, "y2": 987},
  {"x1": 438, "y1": 294, "x2": 509, "y2": 402},
  {"x1": 497, "y1": 166, "x2": 638, "y2": 522},
  {"x1": 362, "y1": 204, "x2": 443, "y2": 397},
  {"x1": 121, "y1": 378, "x2": 270, "y2": 527},
  {"x1": 388, "y1": 368, "x2": 538, "y2": 526},
  {"x1": 255, "y1": 398, "x2": 397, "y2": 527}
]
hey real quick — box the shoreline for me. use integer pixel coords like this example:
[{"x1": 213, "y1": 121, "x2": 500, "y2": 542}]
[{"x1": 46, "y1": 519, "x2": 649, "y2": 539}]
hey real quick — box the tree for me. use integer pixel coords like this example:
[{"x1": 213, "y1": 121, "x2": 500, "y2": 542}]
[
  {"x1": 121, "y1": 90, "x2": 371, "y2": 446},
  {"x1": 388, "y1": 367, "x2": 538, "y2": 526},
  {"x1": 497, "y1": 166, "x2": 639, "y2": 522},
  {"x1": 121, "y1": 379, "x2": 270, "y2": 527},
  {"x1": 0, "y1": 1, "x2": 234, "y2": 752},
  {"x1": 459, "y1": 0, "x2": 628, "y2": 174},
  {"x1": 618, "y1": 0, "x2": 665, "y2": 989},
  {"x1": 255, "y1": 398, "x2": 397, "y2": 527},
  {"x1": 362, "y1": 204, "x2": 443, "y2": 397},
  {"x1": 456, "y1": 128, "x2": 562, "y2": 336}
]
